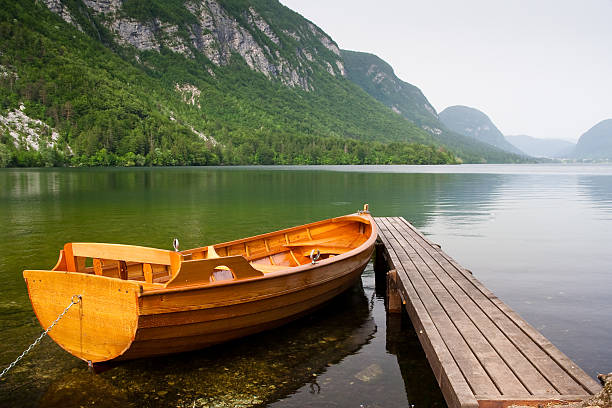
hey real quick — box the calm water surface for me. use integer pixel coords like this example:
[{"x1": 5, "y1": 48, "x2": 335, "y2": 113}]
[{"x1": 0, "y1": 164, "x2": 610, "y2": 407}]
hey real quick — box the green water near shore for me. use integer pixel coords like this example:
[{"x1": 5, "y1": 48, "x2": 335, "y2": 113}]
[{"x1": 1, "y1": 165, "x2": 611, "y2": 407}]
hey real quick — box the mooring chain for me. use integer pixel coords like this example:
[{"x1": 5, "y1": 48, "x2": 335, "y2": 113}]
[{"x1": 0, "y1": 294, "x2": 81, "y2": 379}]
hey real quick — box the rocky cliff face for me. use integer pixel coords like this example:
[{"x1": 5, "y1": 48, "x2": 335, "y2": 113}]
[
  {"x1": 42, "y1": 0, "x2": 82, "y2": 30},
  {"x1": 43, "y1": 0, "x2": 345, "y2": 91}
]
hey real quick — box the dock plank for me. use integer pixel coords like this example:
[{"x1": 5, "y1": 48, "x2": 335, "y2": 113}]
[
  {"x1": 390, "y1": 219, "x2": 563, "y2": 392},
  {"x1": 374, "y1": 217, "x2": 600, "y2": 408}
]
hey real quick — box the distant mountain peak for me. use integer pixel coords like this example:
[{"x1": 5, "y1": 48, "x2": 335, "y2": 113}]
[
  {"x1": 439, "y1": 105, "x2": 526, "y2": 156},
  {"x1": 573, "y1": 119, "x2": 612, "y2": 159}
]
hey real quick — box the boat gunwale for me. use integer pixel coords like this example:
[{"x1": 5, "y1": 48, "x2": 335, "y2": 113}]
[
  {"x1": 27, "y1": 212, "x2": 377, "y2": 297},
  {"x1": 139, "y1": 212, "x2": 377, "y2": 296},
  {"x1": 183, "y1": 213, "x2": 371, "y2": 255}
]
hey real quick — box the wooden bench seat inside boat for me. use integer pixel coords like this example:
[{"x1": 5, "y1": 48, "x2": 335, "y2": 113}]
[{"x1": 56, "y1": 242, "x2": 179, "y2": 284}]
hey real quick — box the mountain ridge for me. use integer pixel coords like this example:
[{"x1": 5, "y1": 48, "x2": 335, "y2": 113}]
[
  {"x1": 506, "y1": 134, "x2": 574, "y2": 158},
  {"x1": 341, "y1": 50, "x2": 528, "y2": 163},
  {"x1": 1, "y1": 0, "x2": 459, "y2": 166}
]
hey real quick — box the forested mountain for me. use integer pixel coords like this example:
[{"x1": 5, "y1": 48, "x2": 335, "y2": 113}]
[
  {"x1": 439, "y1": 105, "x2": 526, "y2": 156},
  {"x1": 506, "y1": 134, "x2": 575, "y2": 158},
  {"x1": 0, "y1": 0, "x2": 462, "y2": 167},
  {"x1": 341, "y1": 50, "x2": 527, "y2": 163},
  {"x1": 0, "y1": 0, "x2": 535, "y2": 168},
  {"x1": 573, "y1": 119, "x2": 612, "y2": 159},
  {"x1": 341, "y1": 50, "x2": 438, "y2": 126}
]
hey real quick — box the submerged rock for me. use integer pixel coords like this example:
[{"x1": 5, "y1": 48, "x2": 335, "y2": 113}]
[{"x1": 354, "y1": 364, "x2": 383, "y2": 382}]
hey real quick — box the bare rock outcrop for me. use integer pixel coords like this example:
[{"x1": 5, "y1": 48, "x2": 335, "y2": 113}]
[
  {"x1": 247, "y1": 7, "x2": 279, "y2": 45},
  {"x1": 109, "y1": 18, "x2": 159, "y2": 51},
  {"x1": 42, "y1": 0, "x2": 82, "y2": 30},
  {"x1": 82, "y1": 0, "x2": 122, "y2": 14},
  {"x1": 0, "y1": 105, "x2": 61, "y2": 151},
  {"x1": 42, "y1": 0, "x2": 346, "y2": 91}
]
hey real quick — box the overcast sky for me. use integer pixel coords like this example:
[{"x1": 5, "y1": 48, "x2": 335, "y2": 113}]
[{"x1": 280, "y1": 0, "x2": 612, "y2": 142}]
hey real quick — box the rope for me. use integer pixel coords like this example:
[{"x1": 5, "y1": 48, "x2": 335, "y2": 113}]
[{"x1": 0, "y1": 294, "x2": 81, "y2": 379}]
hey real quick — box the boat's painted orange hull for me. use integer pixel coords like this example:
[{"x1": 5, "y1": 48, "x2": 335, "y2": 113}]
[{"x1": 24, "y1": 210, "x2": 377, "y2": 364}]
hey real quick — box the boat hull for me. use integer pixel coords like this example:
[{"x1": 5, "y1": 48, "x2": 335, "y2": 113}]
[{"x1": 125, "y1": 255, "x2": 369, "y2": 360}]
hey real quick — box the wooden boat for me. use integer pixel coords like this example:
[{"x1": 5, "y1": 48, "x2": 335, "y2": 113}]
[{"x1": 23, "y1": 206, "x2": 377, "y2": 366}]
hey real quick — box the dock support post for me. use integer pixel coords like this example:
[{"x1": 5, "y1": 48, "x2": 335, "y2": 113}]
[
  {"x1": 386, "y1": 269, "x2": 402, "y2": 314},
  {"x1": 374, "y1": 239, "x2": 388, "y2": 295}
]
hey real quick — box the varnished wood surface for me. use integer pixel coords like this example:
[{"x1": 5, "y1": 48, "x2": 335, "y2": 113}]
[
  {"x1": 23, "y1": 210, "x2": 376, "y2": 365},
  {"x1": 23, "y1": 271, "x2": 141, "y2": 362},
  {"x1": 375, "y1": 217, "x2": 600, "y2": 408}
]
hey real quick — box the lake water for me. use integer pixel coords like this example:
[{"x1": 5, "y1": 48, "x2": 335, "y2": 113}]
[{"x1": 0, "y1": 164, "x2": 610, "y2": 407}]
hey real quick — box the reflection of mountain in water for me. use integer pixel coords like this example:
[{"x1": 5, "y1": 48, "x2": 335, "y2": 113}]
[
  {"x1": 578, "y1": 176, "x2": 612, "y2": 215},
  {"x1": 33, "y1": 283, "x2": 375, "y2": 408},
  {"x1": 0, "y1": 168, "x2": 507, "y2": 258},
  {"x1": 395, "y1": 173, "x2": 506, "y2": 230}
]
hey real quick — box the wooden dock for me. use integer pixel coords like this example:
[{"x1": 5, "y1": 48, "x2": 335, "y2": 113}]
[{"x1": 374, "y1": 217, "x2": 601, "y2": 408}]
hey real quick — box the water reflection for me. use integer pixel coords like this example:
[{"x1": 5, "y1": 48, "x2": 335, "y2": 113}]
[
  {"x1": 3, "y1": 276, "x2": 376, "y2": 407},
  {"x1": 269, "y1": 268, "x2": 446, "y2": 408},
  {"x1": 386, "y1": 314, "x2": 446, "y2": 407},
  {"x1": 422, "y1": 172, "x2": 612, "y2": 376},
  {"x1": 2, "y1": 165, "x2": 611, "y2": 406},
  {"x1": 578, "y1": 175, "x2": 612, "y2": 217}
]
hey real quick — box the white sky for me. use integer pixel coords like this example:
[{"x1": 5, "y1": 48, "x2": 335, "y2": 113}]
[{"x1": 280, "y1": 0, "x2": 612, "y2": 142}]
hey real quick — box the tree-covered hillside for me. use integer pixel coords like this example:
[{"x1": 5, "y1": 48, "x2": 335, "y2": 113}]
[{"x1": 0, "y1": 0, "x2": 457, "y2": 167}]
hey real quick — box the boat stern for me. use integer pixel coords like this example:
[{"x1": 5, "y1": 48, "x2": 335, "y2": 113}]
[{"x1": 23, "y1": 270, "x2": 141, "y2": 364}]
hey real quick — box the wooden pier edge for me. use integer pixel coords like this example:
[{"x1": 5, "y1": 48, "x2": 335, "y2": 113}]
[
  {"x1": 373, "y1": 216, "x2": 601, "y2": 408},
  {"x1": 377, "y1": 232, "x2": 479, "y2": 408},
  {"x1": 393, "y1": 217, "x2": 601, "y2": 396}
]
